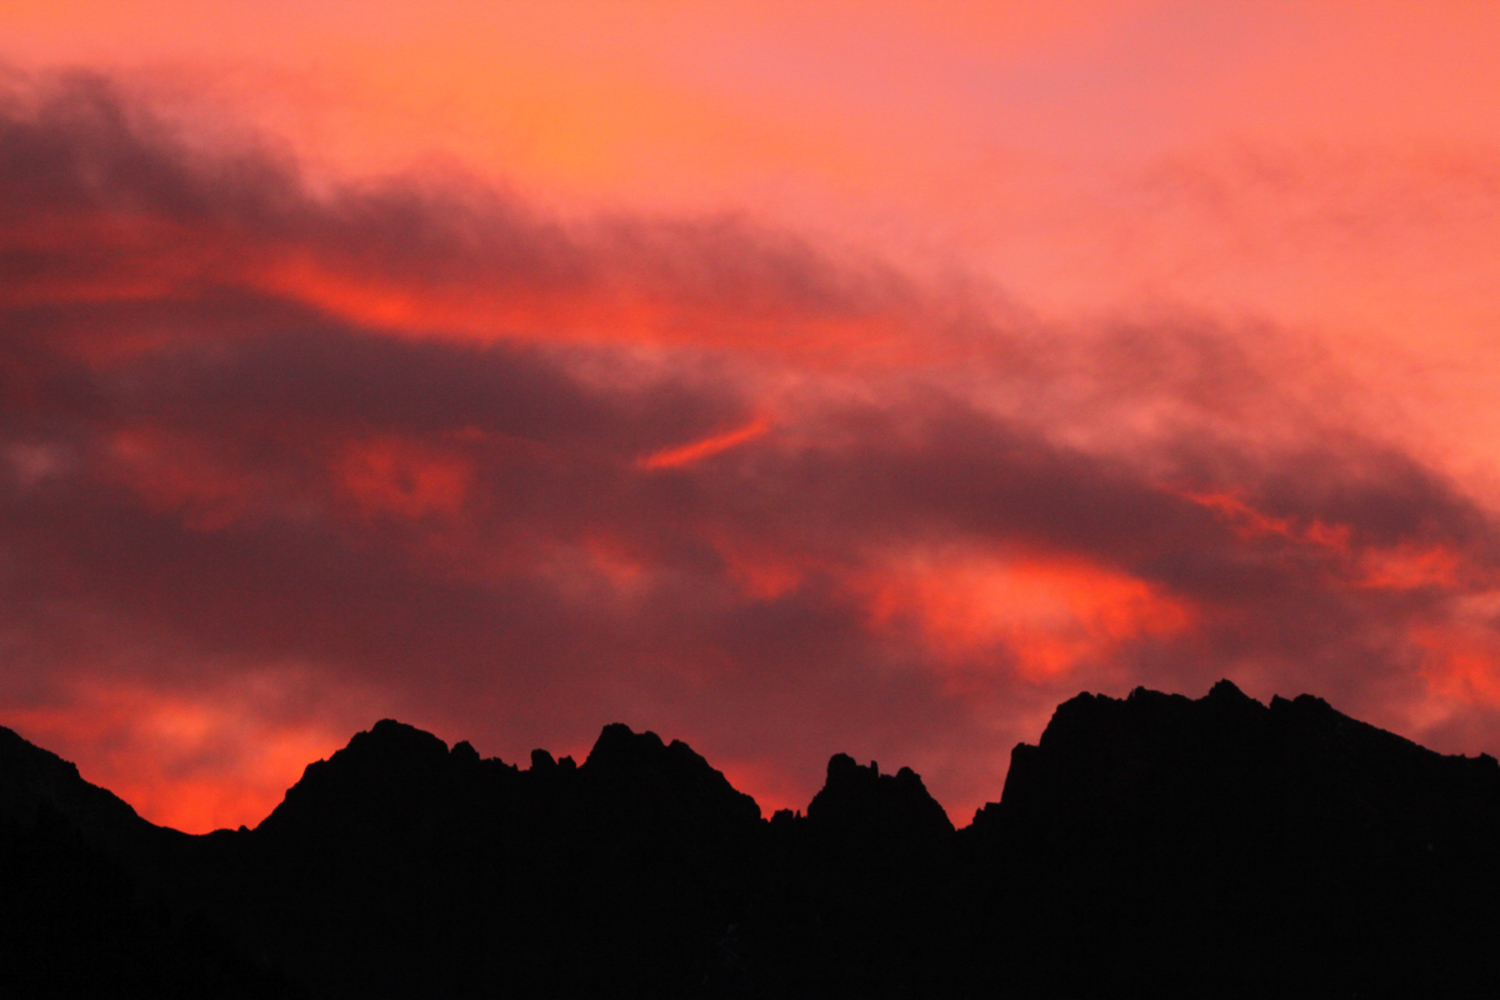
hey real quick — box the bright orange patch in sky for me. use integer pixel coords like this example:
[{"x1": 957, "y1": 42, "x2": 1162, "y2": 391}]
[
  {"x1": 864, "y1": 550, "x2": 1192, "y2": 682},
  {"x1": 1415, "y1": 618, "x2": 1500, "y2": 711},
  {"x1": 9, "y1": 682, "x2": 346, "y2": 833}
]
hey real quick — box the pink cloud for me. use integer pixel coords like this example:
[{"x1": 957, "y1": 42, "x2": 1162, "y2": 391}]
[{"x1": 2, "y1": 70, "x2": 1500, "y2": 833}]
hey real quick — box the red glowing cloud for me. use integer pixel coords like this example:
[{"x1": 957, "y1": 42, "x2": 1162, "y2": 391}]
[
  {"x1": 640, "y1": 416, "x2": 772, "y2": 471},
  {"x1": 861, "y1": 551, "x2": 1194, "y2": 684},
  {"x1": 3, "y1": 11, "x2": 1500, "y2": 835}
]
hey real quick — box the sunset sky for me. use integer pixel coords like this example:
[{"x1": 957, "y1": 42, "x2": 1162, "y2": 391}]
[{"x1": 5, "y1": 1, "x2": 1500, "y2": 833}]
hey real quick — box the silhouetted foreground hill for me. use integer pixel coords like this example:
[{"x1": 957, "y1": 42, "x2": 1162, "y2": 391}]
[{"x1": 5, "y1": 682, "x2": 1500, "y2": 998}]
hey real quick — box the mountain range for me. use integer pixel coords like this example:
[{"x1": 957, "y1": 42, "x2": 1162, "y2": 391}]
[{"x1": 4, "y1": 681, "x2": 1500, "y2": 998}]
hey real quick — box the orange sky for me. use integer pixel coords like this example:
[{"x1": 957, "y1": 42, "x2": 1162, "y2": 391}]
[{"x1": 3, "y1": 1, "x2": 1500, "y2": 832}]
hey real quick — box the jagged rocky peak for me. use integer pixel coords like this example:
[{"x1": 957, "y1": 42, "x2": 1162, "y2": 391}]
[
  {"x1": 580, "y1": 722, "x2": 762, "y2": 828},
  {"x1": 807, "y1": 752, "x2": 953, "y2": 841},
  {"x1": 341, "y1": 718, "x2": 451, "y2": 766},
  {"x1": 1036, "y1": 680, "x2": 1266, "y2": 752},
  {"x1": 282, "y1": 719, "x2": 454, "y2": 796},
  {"x1": 583, "y1": 722, "x2": 735, "y2": 784},
  {"x1": 1034, "y1": 678, "x2": 1270, "y2": 751},
  {"x1": 450, "y1": 739, "x2": 480, "y2": 766},
  {"x1": 1207, "y1": 677, "x2": 1252, "y2": 701},
  {"x1": 585, "y1": 721, "x2": 669, "y2": 770},
  {"x1": 977, "y1": 679, "x2": 1500, "y2": 855},
  {"x1": 528, "y1": 747, "x2": 575, "y2": 773},
  {"x1": 256, "y1": 719, "x2": 483, "y2": 836}
]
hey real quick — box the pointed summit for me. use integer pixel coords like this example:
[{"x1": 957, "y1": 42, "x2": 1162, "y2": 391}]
[
  {"x1": 256, "y1": 719, "x2": 467, "y2": 837},
  {"x1": 807, "y1": 753, "x2": 953, "y2": 844},
  {"x1": 585, "y1": 722, "x2": 668, "y2": 770},
  {"x1": 342, "y1": 719, "x2": 450, "y2": 765},
  {"x1": 579, "y1": 723, "x2": 761, "y2": 831},
  {"x1": 1207, "y1": 678, "x2": 1252, "y2": 702}
]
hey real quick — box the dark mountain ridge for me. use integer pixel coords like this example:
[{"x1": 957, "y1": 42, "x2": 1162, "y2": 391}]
[
  {"x1": 981, "y1": 680, "x2": 1500, "y2": 860},
  {"x1": 5, "y1": 681, "x2": 1500, "y2": 997}
]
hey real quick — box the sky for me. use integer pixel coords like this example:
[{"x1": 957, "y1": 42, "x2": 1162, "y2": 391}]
[{"x1": 4, "y1": 1, "x2": 1500, "y2": 832}]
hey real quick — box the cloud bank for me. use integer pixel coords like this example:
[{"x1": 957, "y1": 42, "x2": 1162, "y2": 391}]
[{"x1": 4, "y1": 73, "x2": 1500, "y2": 831}]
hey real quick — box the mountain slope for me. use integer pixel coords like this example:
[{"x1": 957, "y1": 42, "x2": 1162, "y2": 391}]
[
  {"x1": 6, "y1": 683, "x2": 1500, "y2": 997},
  {"x1": 0, "y1": 726, "x2": 285, "y2": 998},
  {"x1": 959, "y1": 680, "x2": 1500, "y2": 996}
]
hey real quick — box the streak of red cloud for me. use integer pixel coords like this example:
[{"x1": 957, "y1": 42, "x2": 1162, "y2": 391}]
[
  {"x1": 639, "y1": 415, "x2": 771, "y2": 471},
  {"x1": 1176, "y1": 487, "x2": 1352, "y2": 551}
]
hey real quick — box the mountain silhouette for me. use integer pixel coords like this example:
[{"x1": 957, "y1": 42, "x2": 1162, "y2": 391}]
[
  {"x1": 5, "y1": 683, "x2": 1500, "y2": 997},
  {"x1": 955, "y1": 681, "x2": 1500, "y2": 997},
  {"x1": 0, "y1": 726, "x2": 287, "y2": 997}
]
